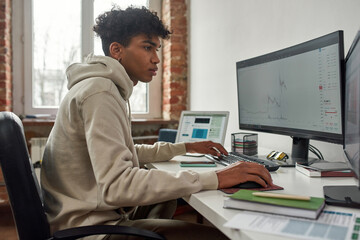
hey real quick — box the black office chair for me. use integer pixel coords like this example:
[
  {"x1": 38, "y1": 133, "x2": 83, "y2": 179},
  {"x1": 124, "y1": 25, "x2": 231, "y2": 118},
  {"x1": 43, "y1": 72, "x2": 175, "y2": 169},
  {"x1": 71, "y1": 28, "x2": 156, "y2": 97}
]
[
  {"x1": 0, "y1": 111, "x2": 165, "y2": 240},
  {"x1": 158, "y1": 129, "x2": 177, "y2": 143}
]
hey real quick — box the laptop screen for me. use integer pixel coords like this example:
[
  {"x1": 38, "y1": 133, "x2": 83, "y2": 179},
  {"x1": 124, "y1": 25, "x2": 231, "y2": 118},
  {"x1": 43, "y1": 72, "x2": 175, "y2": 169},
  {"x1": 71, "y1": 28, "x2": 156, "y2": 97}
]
[{"x1": 175, "y1": 111, "x2": 229, "y2": 145}]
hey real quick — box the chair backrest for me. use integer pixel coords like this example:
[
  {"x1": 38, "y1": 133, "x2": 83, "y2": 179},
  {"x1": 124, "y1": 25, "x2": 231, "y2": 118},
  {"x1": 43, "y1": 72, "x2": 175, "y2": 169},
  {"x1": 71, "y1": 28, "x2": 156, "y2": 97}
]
[
  {"x1": 0, "y1": 112, "x2": 51, "y2": 240},
  {"x1": 158, "y1": 129, "x2": 177, "y2": 143}
]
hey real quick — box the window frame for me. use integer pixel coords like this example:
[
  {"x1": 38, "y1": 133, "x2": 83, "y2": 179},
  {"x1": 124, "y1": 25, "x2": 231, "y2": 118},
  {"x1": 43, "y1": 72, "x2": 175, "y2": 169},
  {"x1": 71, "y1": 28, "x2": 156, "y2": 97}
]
[{"x1": 12, "y1": 0, "x2": 162, "y2": 119}]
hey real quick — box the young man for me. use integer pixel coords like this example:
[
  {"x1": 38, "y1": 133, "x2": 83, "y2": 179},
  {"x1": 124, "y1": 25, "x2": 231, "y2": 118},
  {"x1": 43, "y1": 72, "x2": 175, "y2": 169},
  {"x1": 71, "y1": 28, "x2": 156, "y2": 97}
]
[{"x1": 41, "y1": 6, "x2": 272, "y2": 240}]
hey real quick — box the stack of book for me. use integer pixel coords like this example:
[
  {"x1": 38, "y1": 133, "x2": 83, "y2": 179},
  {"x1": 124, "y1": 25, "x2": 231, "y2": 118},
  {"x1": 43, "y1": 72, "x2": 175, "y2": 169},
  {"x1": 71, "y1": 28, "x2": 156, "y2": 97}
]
[
  {"x1": 224, "y1": 189, "x2": 325, "y2": 219},
  {"x1": 295, "y1": 163, "x2": 355, "y2": 178}
]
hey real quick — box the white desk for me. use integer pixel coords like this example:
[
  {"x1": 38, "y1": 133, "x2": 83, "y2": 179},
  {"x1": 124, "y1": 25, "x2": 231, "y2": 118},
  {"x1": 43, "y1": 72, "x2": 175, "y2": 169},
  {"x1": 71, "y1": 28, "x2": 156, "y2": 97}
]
[{"x1": 148, "y1": 155, "x2": 360, "y2": 240}]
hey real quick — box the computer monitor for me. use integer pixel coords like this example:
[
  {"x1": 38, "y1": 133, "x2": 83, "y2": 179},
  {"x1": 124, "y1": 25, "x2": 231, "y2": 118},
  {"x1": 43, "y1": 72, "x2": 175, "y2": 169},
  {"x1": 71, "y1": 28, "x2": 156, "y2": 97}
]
[
  {"x1": 323, "y1": 30, "x2": 360, "y2": 208},
  {"x1": 236, "y1": 31, "x2": 344, "y2": 165}
]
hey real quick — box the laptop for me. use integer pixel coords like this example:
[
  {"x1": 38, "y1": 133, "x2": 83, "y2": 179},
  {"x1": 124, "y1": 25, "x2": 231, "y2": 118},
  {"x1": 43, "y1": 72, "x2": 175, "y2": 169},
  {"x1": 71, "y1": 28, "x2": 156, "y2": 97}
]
[{"x1": 175, "y1": 111, "x2": 230, "y2": 145}]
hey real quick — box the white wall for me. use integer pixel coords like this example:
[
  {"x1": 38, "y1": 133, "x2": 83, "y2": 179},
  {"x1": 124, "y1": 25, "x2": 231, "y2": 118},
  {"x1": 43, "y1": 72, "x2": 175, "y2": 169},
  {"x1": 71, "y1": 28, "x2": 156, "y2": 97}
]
[{"x1": 188, "y1": 0, "x2": 360, "y2": 161}]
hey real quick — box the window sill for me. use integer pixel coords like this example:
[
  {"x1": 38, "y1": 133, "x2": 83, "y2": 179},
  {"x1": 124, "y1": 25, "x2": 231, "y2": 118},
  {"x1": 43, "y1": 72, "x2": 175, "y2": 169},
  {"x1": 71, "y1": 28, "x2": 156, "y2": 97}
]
[
  {"x1": 131, "y1": 119, "x2": 178, "y2": 125},
  {"x1": 22, "y1": 118, "x2": 178, "y2": 126},
  {"x1": 22, "y1": 118, "x2": 55, "y2": 126}
]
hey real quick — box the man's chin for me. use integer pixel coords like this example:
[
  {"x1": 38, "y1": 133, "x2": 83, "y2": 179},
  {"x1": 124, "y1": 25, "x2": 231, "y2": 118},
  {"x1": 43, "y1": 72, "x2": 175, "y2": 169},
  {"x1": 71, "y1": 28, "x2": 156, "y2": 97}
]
[
  {"x1": 141, "y1": 79, "x2": 153, "y2": 84},
  {"x1": 130, "y1": 79, "x2": 138, "y2": 86},
  {"x1": 133, "y1": 77, "x2": 153, "y2": 86}
]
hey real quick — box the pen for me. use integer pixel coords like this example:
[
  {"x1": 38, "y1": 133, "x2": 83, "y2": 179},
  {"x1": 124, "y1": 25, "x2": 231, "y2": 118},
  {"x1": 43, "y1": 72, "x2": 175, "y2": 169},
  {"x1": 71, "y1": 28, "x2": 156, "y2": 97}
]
[{"x1": 252, "y1": 192, "x2": 311, "y2": 201}]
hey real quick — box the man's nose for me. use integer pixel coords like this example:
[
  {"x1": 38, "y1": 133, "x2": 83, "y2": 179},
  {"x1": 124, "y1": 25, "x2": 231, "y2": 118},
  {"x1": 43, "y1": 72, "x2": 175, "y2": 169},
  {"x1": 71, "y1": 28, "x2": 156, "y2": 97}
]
[{"x1": 152, "y1": 52, "x2": 160, "y2": 64}]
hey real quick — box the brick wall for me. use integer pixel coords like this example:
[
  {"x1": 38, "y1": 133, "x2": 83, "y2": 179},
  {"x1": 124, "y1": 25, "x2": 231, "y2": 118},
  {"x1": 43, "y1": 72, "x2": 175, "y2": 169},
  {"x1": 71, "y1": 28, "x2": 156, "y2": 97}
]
[
  {"x1": 162, "y1": 0, "x2": 188, "y2": 120},
  {"x1": 0, "y1": 0, "x2": 11, "y2": 112},
  {"x1": 0, "y1": 0, "x2": 11, "y2": 185}
]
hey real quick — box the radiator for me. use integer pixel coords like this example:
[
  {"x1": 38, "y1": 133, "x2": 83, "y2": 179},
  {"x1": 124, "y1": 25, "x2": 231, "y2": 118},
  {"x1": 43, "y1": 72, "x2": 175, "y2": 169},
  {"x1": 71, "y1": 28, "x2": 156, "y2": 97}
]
[{"x1": 30, "y1": 137, "x2": 48, "y2": 165}]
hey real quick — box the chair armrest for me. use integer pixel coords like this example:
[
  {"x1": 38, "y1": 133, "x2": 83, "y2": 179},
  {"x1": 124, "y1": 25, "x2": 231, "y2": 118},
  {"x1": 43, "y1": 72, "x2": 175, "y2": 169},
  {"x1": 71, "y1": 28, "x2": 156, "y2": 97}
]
[{"x1": 52, "y1": 225, "x2": 165, "y2": 240}]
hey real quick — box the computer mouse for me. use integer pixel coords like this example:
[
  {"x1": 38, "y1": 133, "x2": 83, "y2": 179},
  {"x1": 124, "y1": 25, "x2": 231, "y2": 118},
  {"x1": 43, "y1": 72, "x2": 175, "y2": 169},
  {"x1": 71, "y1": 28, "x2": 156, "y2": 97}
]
[{"x1": 231, "y1": 181, "x2": 263, "y2": 189}]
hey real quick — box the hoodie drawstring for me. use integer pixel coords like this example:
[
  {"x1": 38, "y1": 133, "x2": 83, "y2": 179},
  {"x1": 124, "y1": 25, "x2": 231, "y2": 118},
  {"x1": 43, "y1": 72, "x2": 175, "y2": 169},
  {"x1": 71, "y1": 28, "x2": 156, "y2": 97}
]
[{"x1": 127, "y1": 101, "x2": 132, "y2": 123}]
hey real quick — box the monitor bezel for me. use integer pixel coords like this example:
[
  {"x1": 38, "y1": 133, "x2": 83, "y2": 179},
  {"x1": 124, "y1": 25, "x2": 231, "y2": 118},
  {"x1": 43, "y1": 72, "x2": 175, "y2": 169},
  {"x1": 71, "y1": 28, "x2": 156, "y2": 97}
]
[
  {"x1": 236, "y1": 30, "x2": 345, "y2": 145},
  {"x1": 343, "y1": 30, "x2": 360, "y2": 179}
]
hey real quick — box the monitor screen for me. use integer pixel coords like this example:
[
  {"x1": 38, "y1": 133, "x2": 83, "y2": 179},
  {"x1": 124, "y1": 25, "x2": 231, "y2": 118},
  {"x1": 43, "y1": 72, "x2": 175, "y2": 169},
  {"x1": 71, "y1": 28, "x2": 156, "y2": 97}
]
[
  {"x1": 344, "y1": 31, "x2": 360, "y2": 179},
  {"x1": 175, "y1": 111, "x2": 229, "y2": 145},
  {"x1": 236, "y1": 31, "x2": 344, "y2": 164}
]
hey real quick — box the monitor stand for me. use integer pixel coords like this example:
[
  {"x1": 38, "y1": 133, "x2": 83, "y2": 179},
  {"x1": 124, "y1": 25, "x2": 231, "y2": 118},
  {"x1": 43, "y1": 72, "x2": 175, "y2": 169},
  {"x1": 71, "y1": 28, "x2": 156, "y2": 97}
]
[
  {"x1": 323, "y1": 185, "x2": 360, "y2": 209},
  {"x1": 288, "y1": 137, "x2": 325, "y2": 166}
]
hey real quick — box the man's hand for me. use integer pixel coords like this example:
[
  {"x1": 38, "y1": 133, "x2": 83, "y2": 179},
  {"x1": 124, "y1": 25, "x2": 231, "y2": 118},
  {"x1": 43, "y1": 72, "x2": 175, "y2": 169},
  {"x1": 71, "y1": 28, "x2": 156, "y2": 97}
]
[
  {"x1": 215, "y1": 161, "x2": 273, "y2": 189},
  {"x1": 185, "y1": 141, "x2": 228, "y2": 156}
]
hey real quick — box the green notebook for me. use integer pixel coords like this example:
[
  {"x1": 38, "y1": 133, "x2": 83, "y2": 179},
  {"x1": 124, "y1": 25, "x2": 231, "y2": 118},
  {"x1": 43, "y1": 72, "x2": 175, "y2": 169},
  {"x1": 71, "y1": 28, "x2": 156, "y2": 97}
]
[{"x1": 224, "y1": 189, "x2": 325, "y2": 219}]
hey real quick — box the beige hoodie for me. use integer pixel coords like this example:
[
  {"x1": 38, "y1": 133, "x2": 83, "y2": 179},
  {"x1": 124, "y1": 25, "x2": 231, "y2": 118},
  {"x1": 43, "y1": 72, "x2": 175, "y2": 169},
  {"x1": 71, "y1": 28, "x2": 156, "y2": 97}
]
[{"x1": 40, "y1": 55, "x2": 218, "y2": 237}]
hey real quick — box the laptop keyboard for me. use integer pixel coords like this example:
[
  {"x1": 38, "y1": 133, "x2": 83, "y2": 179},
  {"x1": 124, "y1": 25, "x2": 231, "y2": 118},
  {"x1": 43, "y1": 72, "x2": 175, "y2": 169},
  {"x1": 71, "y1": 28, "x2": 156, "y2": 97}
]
[{"x1": 206, "y1": 152, "x2": 280, "y2": 172}]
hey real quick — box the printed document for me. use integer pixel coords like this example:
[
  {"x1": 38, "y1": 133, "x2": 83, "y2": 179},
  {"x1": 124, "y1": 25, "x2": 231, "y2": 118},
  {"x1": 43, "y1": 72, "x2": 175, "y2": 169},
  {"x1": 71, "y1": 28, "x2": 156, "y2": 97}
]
[{"x1": 224, "y1": 210, "x2": 357, "y2": 240}]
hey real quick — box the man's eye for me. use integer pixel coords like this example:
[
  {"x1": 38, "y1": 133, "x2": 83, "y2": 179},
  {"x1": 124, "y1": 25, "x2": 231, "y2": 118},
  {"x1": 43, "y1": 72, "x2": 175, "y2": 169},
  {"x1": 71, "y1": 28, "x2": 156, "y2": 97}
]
[{"x1": 144, "y1": 46, "x2": 151, "y2": 51}]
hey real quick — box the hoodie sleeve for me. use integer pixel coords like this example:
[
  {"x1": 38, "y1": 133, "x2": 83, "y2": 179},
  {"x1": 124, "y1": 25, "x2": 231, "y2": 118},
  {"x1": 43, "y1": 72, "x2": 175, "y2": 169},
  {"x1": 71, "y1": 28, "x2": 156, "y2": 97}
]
[
  {"x1": 135, "y1": 142, "x2": 186, "y2": 163},
  {"x1": 80, "y1": 85, "x2": 218, "y2": 207}
]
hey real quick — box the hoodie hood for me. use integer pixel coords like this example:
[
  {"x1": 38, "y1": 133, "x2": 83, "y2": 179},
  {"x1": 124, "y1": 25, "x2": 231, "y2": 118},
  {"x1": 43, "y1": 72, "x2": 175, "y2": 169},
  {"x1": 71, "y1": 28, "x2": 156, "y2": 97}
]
[{"x1": 66, "y1": 54, "x2": 133, "y2": 101}]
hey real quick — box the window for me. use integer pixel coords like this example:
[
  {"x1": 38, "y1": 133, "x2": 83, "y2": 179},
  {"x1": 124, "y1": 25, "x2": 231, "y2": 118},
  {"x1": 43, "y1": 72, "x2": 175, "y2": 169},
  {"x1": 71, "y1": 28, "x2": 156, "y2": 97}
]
[{"x1": 13, "y1": 0, "x2": 162, "y2": 118}]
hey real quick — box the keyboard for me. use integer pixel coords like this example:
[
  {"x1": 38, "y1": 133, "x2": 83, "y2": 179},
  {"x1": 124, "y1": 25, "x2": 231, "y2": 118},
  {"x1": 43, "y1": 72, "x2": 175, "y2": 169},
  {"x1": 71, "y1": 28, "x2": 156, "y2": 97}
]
[{"x1": 206, "y1": 152, "x2": 280, "y2": 172}]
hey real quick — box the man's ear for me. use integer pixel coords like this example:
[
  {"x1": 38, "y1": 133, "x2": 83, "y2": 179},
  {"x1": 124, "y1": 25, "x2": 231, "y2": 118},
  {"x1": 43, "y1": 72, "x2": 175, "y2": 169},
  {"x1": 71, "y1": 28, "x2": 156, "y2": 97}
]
[{"x1": 109, "y1": 42, "x2": 123, "y2": 61}]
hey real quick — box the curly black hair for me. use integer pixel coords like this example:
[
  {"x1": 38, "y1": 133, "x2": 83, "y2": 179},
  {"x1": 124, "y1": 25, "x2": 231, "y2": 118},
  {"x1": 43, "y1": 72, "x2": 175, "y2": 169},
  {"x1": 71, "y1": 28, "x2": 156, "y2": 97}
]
[{"x1": 93, "y1": 6, "x2": 171, "y2": 56}]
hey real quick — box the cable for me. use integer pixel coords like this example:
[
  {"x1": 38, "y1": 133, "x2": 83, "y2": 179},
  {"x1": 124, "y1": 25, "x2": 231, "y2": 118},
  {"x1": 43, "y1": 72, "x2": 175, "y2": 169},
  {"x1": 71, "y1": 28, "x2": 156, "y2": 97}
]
[
  {"x1": 290, "y1": 136, "x2": 324, "y2": 160},
  {"x1": 309, "y1": 144, "x2": 324, "y2": 160}
]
